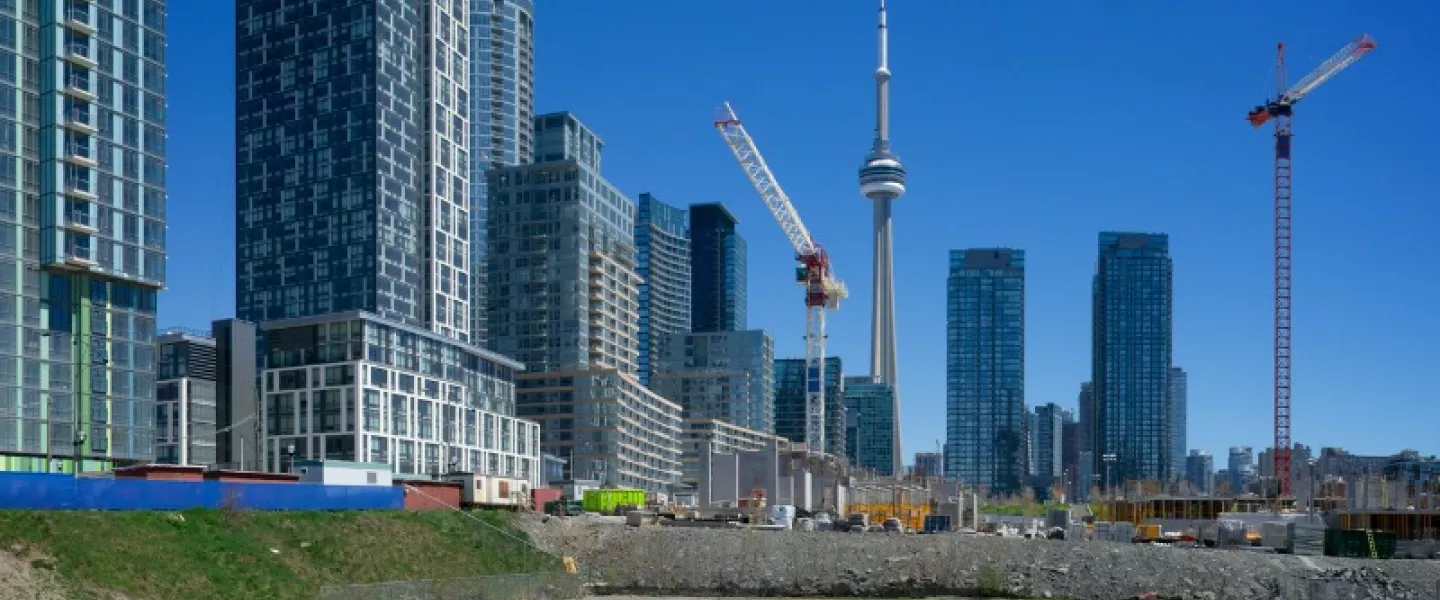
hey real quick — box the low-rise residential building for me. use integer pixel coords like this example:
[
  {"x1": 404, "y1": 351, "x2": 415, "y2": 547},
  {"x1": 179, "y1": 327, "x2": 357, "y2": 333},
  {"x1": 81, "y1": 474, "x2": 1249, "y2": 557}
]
[
  {"x1": 155, "y1": 319, "x2": 260, "y2": 468},
  {"x1": 258, "y1": 312, "x2": 541, "y2": 488},
  {"x1": 517, "y1": 369, "x2": 682, "y2": 492}
]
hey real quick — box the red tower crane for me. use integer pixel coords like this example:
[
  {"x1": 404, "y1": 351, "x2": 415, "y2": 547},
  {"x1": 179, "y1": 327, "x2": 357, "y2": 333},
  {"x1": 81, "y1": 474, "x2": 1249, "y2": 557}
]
[
  {"x1": 1246, "y1": 34, "x2": 1376, "y2": 497},
  {"x1": 714, "y1": 102, "x2": 847, "y2": 458}
]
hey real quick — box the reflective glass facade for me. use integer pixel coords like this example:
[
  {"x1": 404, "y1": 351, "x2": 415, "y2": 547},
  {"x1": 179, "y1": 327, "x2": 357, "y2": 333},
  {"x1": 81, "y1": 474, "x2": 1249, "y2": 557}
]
[
  {"x1": 844, "y1": 375, "x2": 896, "y2": 476},
  {"x1": 1032, "y1": 402, "x2": 1062, "y2": 480},
  {"x1": 236, "y1": 0, "x2": 472, "y2": 343},
  {"x1": 945, "y1": 249, "x2": 1025, "y2": 494},
  {"x1": 773, "y1": 356, "x2": 844, "y2": 456},
  {"x1": 1169, "y1": 366, "x2": 1186, "y2": 480},
  {"x1": 1092, "y1": 232, "x2": 1173, "y2": 487},
  {"x1": 467, "y1": 0, "x2": 532, "y2": 344},
  {"x1": 688, "y1": 203, "x2": 745, "y2": 333},
  {"x1": 0, "y1": 0, "x2": 165, "y2": 472},
  {"x1": 635, "y1": 193, "x2": 688, "y2": 386}
]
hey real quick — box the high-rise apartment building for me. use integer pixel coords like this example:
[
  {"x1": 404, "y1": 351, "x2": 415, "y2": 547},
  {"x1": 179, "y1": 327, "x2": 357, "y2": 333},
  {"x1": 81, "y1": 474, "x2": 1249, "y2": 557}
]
[
  {"x1": 1169, "y1": 366, "x2": 1187, "y2": 481},
  {"x1": 236, "y1": 0, "x2": 539, "y2": 478},
  {"x1": 1186, "y1": 450, "x2": 1214, "y2": 496},
  {"x1": 688, "y1": 203, "x2": 745, "y2": 333},
  {"x1": 1061, "y1": 411, "x2": 1081, "y2": 498},
  {"x1": 652, "y1": 330, "x2": 773, "y2": 434},
  {"x1": 774, "y1": 357, "x2": 844, "y2": 457},
  {"x1": 1032, "y1": 403, "x2": 1063, "y2": 482},
  {"x1": 1228, "y1": 446, "x2": 1254, "y2": 494},
  {"x1": 652, "y1": 330, "x2": 776, "y2": 484},
  {"x1": 489, "y1": 113, "x2": 682, "y2": 491},
  {"x1": 1075, "y1": 381, "x2": 1095, "y2": 498},
  {"x1": 1093, "y1": 232, "x2": 1173, "y2": 487},
  {"x1": 844, "y1": 375, "x2": 897, "y2": 476},
  {"x1": 486, "y1": 113, "x2": 639, "y2": 373},
  {"x1": 945, "y1": 249, "x2": 1025, "y2": 494},
  {"x1": 0, "y1": 1, "x2": 167, "y2": 472},
  {"x1": 237, "y1": 0, "x2": 470, "y2": 342},
  {"x1": 468, "y1": 0, "x2": 533, "y2": 343},
  {"x1": 635, "y1": 194, "x2": 689, "y2": 386},
  {"x1": 914, "y1": 451, "x2": 942, "y2": 478}
]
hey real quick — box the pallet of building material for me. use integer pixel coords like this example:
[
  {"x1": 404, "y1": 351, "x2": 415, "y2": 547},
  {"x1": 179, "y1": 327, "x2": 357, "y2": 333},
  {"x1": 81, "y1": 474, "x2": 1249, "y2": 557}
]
[{"x1": 1261, "y1": 521, "x2": 1291, "y2": 550}]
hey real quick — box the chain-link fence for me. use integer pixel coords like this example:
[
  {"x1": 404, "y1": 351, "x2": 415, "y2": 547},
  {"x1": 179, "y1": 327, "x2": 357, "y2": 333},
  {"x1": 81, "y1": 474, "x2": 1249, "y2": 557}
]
[
  {"x1": 1278, "y1": 575, "x2": 1440, "y2": 600},
  {"x1": 317, "y1": 572, "x2": 585, "y2": 600}
]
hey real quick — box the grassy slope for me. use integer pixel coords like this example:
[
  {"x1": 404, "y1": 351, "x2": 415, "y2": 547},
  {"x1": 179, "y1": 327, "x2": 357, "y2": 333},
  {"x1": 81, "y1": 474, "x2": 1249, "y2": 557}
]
[{"x1": 0, "y1": 509, "x2": 562, "y2": 600}]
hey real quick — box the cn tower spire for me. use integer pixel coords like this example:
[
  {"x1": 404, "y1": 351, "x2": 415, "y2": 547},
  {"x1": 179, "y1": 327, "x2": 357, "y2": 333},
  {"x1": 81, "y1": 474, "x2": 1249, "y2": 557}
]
[{"x1": 859, "y1": 0, "x2": 907, "y2": 476}]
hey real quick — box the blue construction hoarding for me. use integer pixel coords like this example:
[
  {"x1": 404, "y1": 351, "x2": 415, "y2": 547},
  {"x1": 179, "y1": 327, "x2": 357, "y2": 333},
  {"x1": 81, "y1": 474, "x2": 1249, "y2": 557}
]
[{"x1": 0, "y1": 473, "x2": 403, "y2": 511}]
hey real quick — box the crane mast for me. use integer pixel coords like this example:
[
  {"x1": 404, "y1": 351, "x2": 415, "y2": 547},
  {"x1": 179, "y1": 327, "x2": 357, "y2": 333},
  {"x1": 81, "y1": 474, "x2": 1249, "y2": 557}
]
[
  {"x1": 715, "y1": 102, "x2": 847, "y2": 457},
  {"x1": 1246, "y1": 34, "x2": 1375, "y2": 498}
]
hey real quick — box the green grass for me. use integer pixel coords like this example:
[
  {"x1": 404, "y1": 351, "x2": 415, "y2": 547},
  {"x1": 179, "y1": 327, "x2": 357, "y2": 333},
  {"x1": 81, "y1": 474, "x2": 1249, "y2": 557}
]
[{"x1": 0, "y1": 508, "x2": 563, "y2": 600}]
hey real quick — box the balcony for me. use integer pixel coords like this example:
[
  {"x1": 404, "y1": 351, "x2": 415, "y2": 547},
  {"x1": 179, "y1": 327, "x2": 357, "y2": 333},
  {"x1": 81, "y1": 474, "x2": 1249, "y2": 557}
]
[
  {"x1": 64, "y1": 180, "x2": 95, "y2": 200},
  {"x1": 65, "y1": 6, "x2": 96, "y2": 33},
  {"x1": 65, "y1": 43, "x2": 96, "y2": 68},
  {"x1": 64, "y1": 144, "x2": 95, "y2": 166},
  {"x1": 63, "y1": 210, "x2": 96, "y2": 232},
  {"x1": 63, "y1": 109, "x2": 95, "y2": 132},
  {"x1": 64, "y1": 245, "x2": 96, "y2": 267},
  {"x1": 64, "y1": 76, "x2": 95, "y2": 100}
]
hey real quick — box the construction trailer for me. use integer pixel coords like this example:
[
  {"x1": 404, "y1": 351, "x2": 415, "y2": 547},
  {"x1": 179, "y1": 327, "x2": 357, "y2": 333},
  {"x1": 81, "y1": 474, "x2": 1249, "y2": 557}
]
[{"x1": 442, "y1": 472, "x2": 532, "y2": 509}]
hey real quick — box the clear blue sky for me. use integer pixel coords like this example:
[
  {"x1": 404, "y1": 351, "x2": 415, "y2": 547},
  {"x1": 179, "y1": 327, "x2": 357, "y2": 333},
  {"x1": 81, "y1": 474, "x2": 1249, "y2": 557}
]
[{"x1": 166, "y1": 2, "x2": 1439, "y2": 461}]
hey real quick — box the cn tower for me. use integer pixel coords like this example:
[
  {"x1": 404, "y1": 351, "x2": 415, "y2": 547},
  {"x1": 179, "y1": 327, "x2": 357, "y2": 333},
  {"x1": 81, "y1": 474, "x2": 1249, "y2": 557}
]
[{"x1": 858, "y1": 0, "x2": 906, "y2": 476}]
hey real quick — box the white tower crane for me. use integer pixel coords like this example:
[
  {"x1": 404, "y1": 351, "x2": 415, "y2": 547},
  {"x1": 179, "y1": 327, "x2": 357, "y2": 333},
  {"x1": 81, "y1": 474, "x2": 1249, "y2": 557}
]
[{"x1": 714, "y1": 102, "x2": 847, "y2": 457}]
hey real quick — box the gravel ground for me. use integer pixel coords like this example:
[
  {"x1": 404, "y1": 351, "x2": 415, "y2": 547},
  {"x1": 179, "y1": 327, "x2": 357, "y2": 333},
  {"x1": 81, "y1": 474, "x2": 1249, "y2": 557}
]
[{"x1": 523, "y1": 516, "x2": 1440, "y2": 600}]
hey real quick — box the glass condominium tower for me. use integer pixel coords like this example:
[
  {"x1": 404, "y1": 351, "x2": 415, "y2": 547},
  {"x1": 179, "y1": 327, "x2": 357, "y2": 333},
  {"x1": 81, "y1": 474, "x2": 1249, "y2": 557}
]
[
  {"x1": 945, "y1": 249, "x2": 1024, "y2": 495},
  {"x1": 1092, "y1": 232, "x2": 1173, "y2": 487},
  {"x1": 236, "y1": 0, "x2": 471, "y2": 342},
  {"x1": 468, "y1": 0, "x2": 532, "y2": 345},
  {"x1": 634, "y1": 193, "x2": 689, "y2": 387},
  {"x1": 688, "y1": 203, "x2": 745, "y2": 333},
  {"x1": 0, "y1": 0, "x2": 167, "y2": 472}
]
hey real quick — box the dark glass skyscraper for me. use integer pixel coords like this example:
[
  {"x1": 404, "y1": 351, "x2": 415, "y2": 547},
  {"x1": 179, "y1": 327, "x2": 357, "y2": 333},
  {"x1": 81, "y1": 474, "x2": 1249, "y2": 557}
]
[
  {"x1": 688, "y1": 203, "x2": 745, "y2": 333},
  {"x1": 1093, "y1": 232, "x2": 1173, "y2": 487},
  {"x1": 237, "y1": 0, "x2": 472, "y2": 342},
  {"x1": 774, "y1": 357, "x2": 844, "y2": 456},
  {"x1": 844, "y1": 375, "x2": 896, "y2": 476},
  {"x1": 468, "y1": 0, "x2": 533, "y2": 344},
  {"x1": 1, "y1": 0, "x2": 167, "y2": 472},
  {"x1": 635, "y1": 194, "x2": 689, "y2": 386},
  {"x1": 1170, "y1": 366, "x2": 1187, "y2": 480},
  {"x1": 945, "y1": 249, "x2": 1025, "y2": 494}
]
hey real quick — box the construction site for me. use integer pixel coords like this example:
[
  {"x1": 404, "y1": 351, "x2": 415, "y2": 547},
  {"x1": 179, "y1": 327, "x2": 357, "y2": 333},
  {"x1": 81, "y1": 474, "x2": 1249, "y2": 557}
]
[{"x1": 512, "y1": 4, "x2": 1440, "y2": 598}]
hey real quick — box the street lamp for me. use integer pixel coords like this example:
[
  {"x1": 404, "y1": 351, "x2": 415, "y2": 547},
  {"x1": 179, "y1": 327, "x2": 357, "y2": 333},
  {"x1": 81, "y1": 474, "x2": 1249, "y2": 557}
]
[
  {"x1": 284, "y1": 442, "x2": 296, "y2": 473},
  {"x1": 72, "y1": 430, "x2": 86, "y2": 478},
  {"x1": 40, "y1": 331, "x2": 106, "y2": 475},
  {"x1": 1102, "y1": 453, "x2": 1118, "y2": 523}
]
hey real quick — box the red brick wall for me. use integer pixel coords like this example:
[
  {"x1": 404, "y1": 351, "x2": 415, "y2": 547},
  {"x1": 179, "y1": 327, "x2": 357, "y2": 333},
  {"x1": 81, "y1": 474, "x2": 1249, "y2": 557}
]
[{"x1": 400, "y1": 480, "x2": 461, "y2": 511}]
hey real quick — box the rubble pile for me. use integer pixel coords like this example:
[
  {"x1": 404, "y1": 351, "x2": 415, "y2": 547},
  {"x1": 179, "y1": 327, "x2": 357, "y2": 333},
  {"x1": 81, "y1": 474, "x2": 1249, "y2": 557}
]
[{"x1": 523, "y1": 518, "x2": 1440, "y2": 600}]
